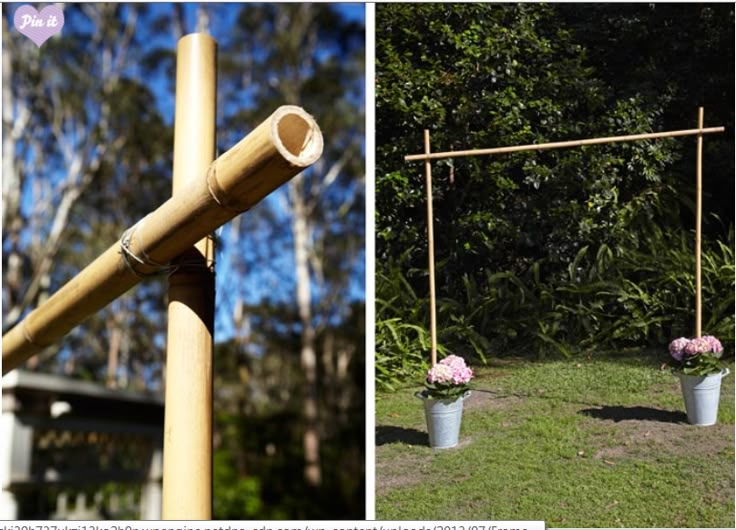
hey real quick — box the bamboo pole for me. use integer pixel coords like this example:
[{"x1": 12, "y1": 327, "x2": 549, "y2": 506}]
[
  {"x1": 162, "y1": 33, "x2": 216, "y2": 520},
  {"x1": 695, "y1": 107, "x2": 704, "y2": 338},
  {"x1": 424, "y1": 129, "x2": 438, "y2": 367},
  {"x1": 405, "y1": 126, "x2": 725, "y2": 162},
  {"x1": 2, "y1": 104, "x2": 323, "y2": 375}
]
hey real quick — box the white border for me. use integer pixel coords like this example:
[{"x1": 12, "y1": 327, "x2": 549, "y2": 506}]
[{"x1": 364, "y1": 1, "x2": 376, "y2": 521}]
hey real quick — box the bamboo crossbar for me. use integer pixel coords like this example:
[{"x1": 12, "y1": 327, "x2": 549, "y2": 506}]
[
  {"x1": 404, "y1": 126, "x2": 725, "y2": 162},
  {"x1": 2, "y1": 105, "x2": 323, "y2": 375}
]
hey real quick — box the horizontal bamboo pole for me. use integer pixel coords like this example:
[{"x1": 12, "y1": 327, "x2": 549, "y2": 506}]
[
  {"x1": 2, "y1": 105, "x2": 323, "y2": 375},
  {"x1": 404, "y1": 126, "x2": 725, "y2": 162}
]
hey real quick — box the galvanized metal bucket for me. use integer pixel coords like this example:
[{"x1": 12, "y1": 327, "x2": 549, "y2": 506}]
[
  {"x1": 417, "y1": 390, "x2": 471, "y2": 448},
  {"x1": 678, "y1": 368, "x2": 730, "y2": 426}
]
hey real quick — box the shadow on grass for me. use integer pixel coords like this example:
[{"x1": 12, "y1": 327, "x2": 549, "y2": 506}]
[
  {"x1": 376, "y1": 425, "x2": 429, "y2": 446},
  {"x1": 580, "y1": 405, "x2": 687, "y2": 424}
]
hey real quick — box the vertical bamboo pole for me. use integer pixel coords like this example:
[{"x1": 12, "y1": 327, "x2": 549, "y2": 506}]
[
  {"x1": 424, "y1": 130, "x2": 438, "y2": 366},
  {"x1": 162, "y1": 33, "x2": 217, "y2": 519},
  {"x1": 695, "y1": 107, "x2": 704, "y2": 338}
]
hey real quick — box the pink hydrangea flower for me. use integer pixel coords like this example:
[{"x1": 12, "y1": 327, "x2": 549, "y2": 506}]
[
  {"x1": 684, "y1": 337, "x2": 712, "y2": 357},
  {"x1": 427, "y1": 363, "x2": 454, "y2": 384},
  {"x1": 668, "y1": 335, "x2": 725, "y2": 376},
  {"x1": 438, "y1": 354, "x2": 474, "y2": 384},
  {"x1": 439, "y1": 354, "x2": 465, "y2": 369},
  {"x1": 424, "y1": 354, "x2": 474, "y2": 399},
  {"x1": 702, "y1": 335, "x2": 723, "y2": 355},
  {"x1": 427, "y1": 355, "x2": 474, "y2": 386},
  {"x1": 669, "y1": 337, "x2": 690, "y2": 361}
]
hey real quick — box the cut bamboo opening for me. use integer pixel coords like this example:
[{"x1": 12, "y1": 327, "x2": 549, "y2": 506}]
[
  {"x1": 162, "y1": 33, "x2": 216, "y2": 520},
  {"x1": 405, "y1": 126, "x2": 725, "y2": 162},
  {"x1": 2, "y1": 104, "x2": 323, "y2": 375}
]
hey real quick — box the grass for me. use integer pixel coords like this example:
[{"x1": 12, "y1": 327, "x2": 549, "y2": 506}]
[{"x1": 375, "y1": 353, "x2": 735, "y2": 527}]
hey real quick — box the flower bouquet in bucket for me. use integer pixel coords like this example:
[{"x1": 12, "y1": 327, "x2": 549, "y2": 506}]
[
  {"x1": 416, "y1": 355, "x2": 473, "y2": 448},
  {"x1": 424, "y1": 354, "x2": 474, "y2": 399},
  {"x1": 669, "y1": 336, "x2": 729, "y2": 426}
]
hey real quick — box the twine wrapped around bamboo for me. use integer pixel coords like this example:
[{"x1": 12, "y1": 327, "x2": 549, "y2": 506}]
[{"x1": 2, "y1": 105, "x2": 323, "y2": 375}]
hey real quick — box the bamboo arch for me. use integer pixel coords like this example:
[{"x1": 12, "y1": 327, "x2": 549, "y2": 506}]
[{"x1": 405, "y1": 108, "x2": 724, "y2": 366}]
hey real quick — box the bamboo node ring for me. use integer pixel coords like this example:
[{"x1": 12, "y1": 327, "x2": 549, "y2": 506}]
[
  {"x1": 21, "y1": 320, "x2": 44, "y2": 348},
  {"x1": 206, "y1": 164, "x2": 246, "y2": 213}
]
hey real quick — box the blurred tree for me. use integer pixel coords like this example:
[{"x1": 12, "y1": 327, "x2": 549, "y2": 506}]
[
  {"x1": 213, "y1": 301, "x2": 365, "y2": 519},
  {"x1": 2, "y1": 4, "x2": 172, "y2": 387},
  {"x1": 214, "y1": 3, "x2": 364, "y2": 494}
]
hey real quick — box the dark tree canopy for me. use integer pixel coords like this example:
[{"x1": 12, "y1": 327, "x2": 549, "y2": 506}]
[{"x1": 375, "y1": 3, "x2": 734, "y2": 382}]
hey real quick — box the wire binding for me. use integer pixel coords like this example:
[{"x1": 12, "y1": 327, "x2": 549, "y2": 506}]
[
  {"x1": 119, "y1": 217, "x2": 216, "y2": 278},
  {"x1": 119, "y1": 217, "x2": 176, "y2": 278}
]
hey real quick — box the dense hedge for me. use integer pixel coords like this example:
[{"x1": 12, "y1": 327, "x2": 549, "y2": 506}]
[{"x1": 375, "y1": 4, "x2": 734, "y2": 389}]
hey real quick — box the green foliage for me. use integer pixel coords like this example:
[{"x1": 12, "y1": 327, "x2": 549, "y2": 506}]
[
  {"x1": 375, "y1": 256, "x2": 436, "y2": 390},
  {"x1": 678, "y1": 353, "x2": 724, "y2": 376},
  {"x1": 377, "y1": 223, "x2": 735, "y2": 383},
  {"x1": 376, "y1": 4, "x2": 734, "y2": 381},
  {"x1": 558, "y1": 4, "x2": 735, "y2": 232},
  {"x1": 213, "y1": 302, "x2": 365, "y2": 520},
  {"x1": 421, "y1": 382, "x2": 470, "y2": 401},
  {"x1": 375, "y1": 316, "x2": 431, "y2": 390},
  {"x1": 213, "y1": 450, "x2": 263, "y2": 519},
  {"x1": 377, "y1": 4, "x2": 680, "y2": 280},
  {"x1": 605, "y1": 224, "x2": 735, "y2": 344},
  {"x1": 435, "y1": 225, "x2": 734, "y2": 360}
]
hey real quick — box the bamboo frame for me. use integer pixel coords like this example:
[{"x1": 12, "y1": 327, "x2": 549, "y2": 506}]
[
  {"x1": 162, "y1": 33, "x2": 217, "y2": 520},
  {"x1": 424, "y1": 130, "x2": 438, "y2": 366},
  {"x1": 2, "y1": 104, "x2": 323, "y2": 375},
  {"x1": 406, "y1": 114, "x2": 723, "y2": 365},
  {"x1": 695, "y1": 107, "x2": 704, "y2": 338}
]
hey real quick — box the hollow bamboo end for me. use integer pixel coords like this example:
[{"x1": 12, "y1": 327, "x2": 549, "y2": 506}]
[{"x1": 270, "y1": 106, "x2": 324, "y2": 168}]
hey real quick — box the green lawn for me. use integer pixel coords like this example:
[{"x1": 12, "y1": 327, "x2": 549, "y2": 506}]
[{"x1": 375, "y1": 354, "x2": 735, "y2": 527}]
